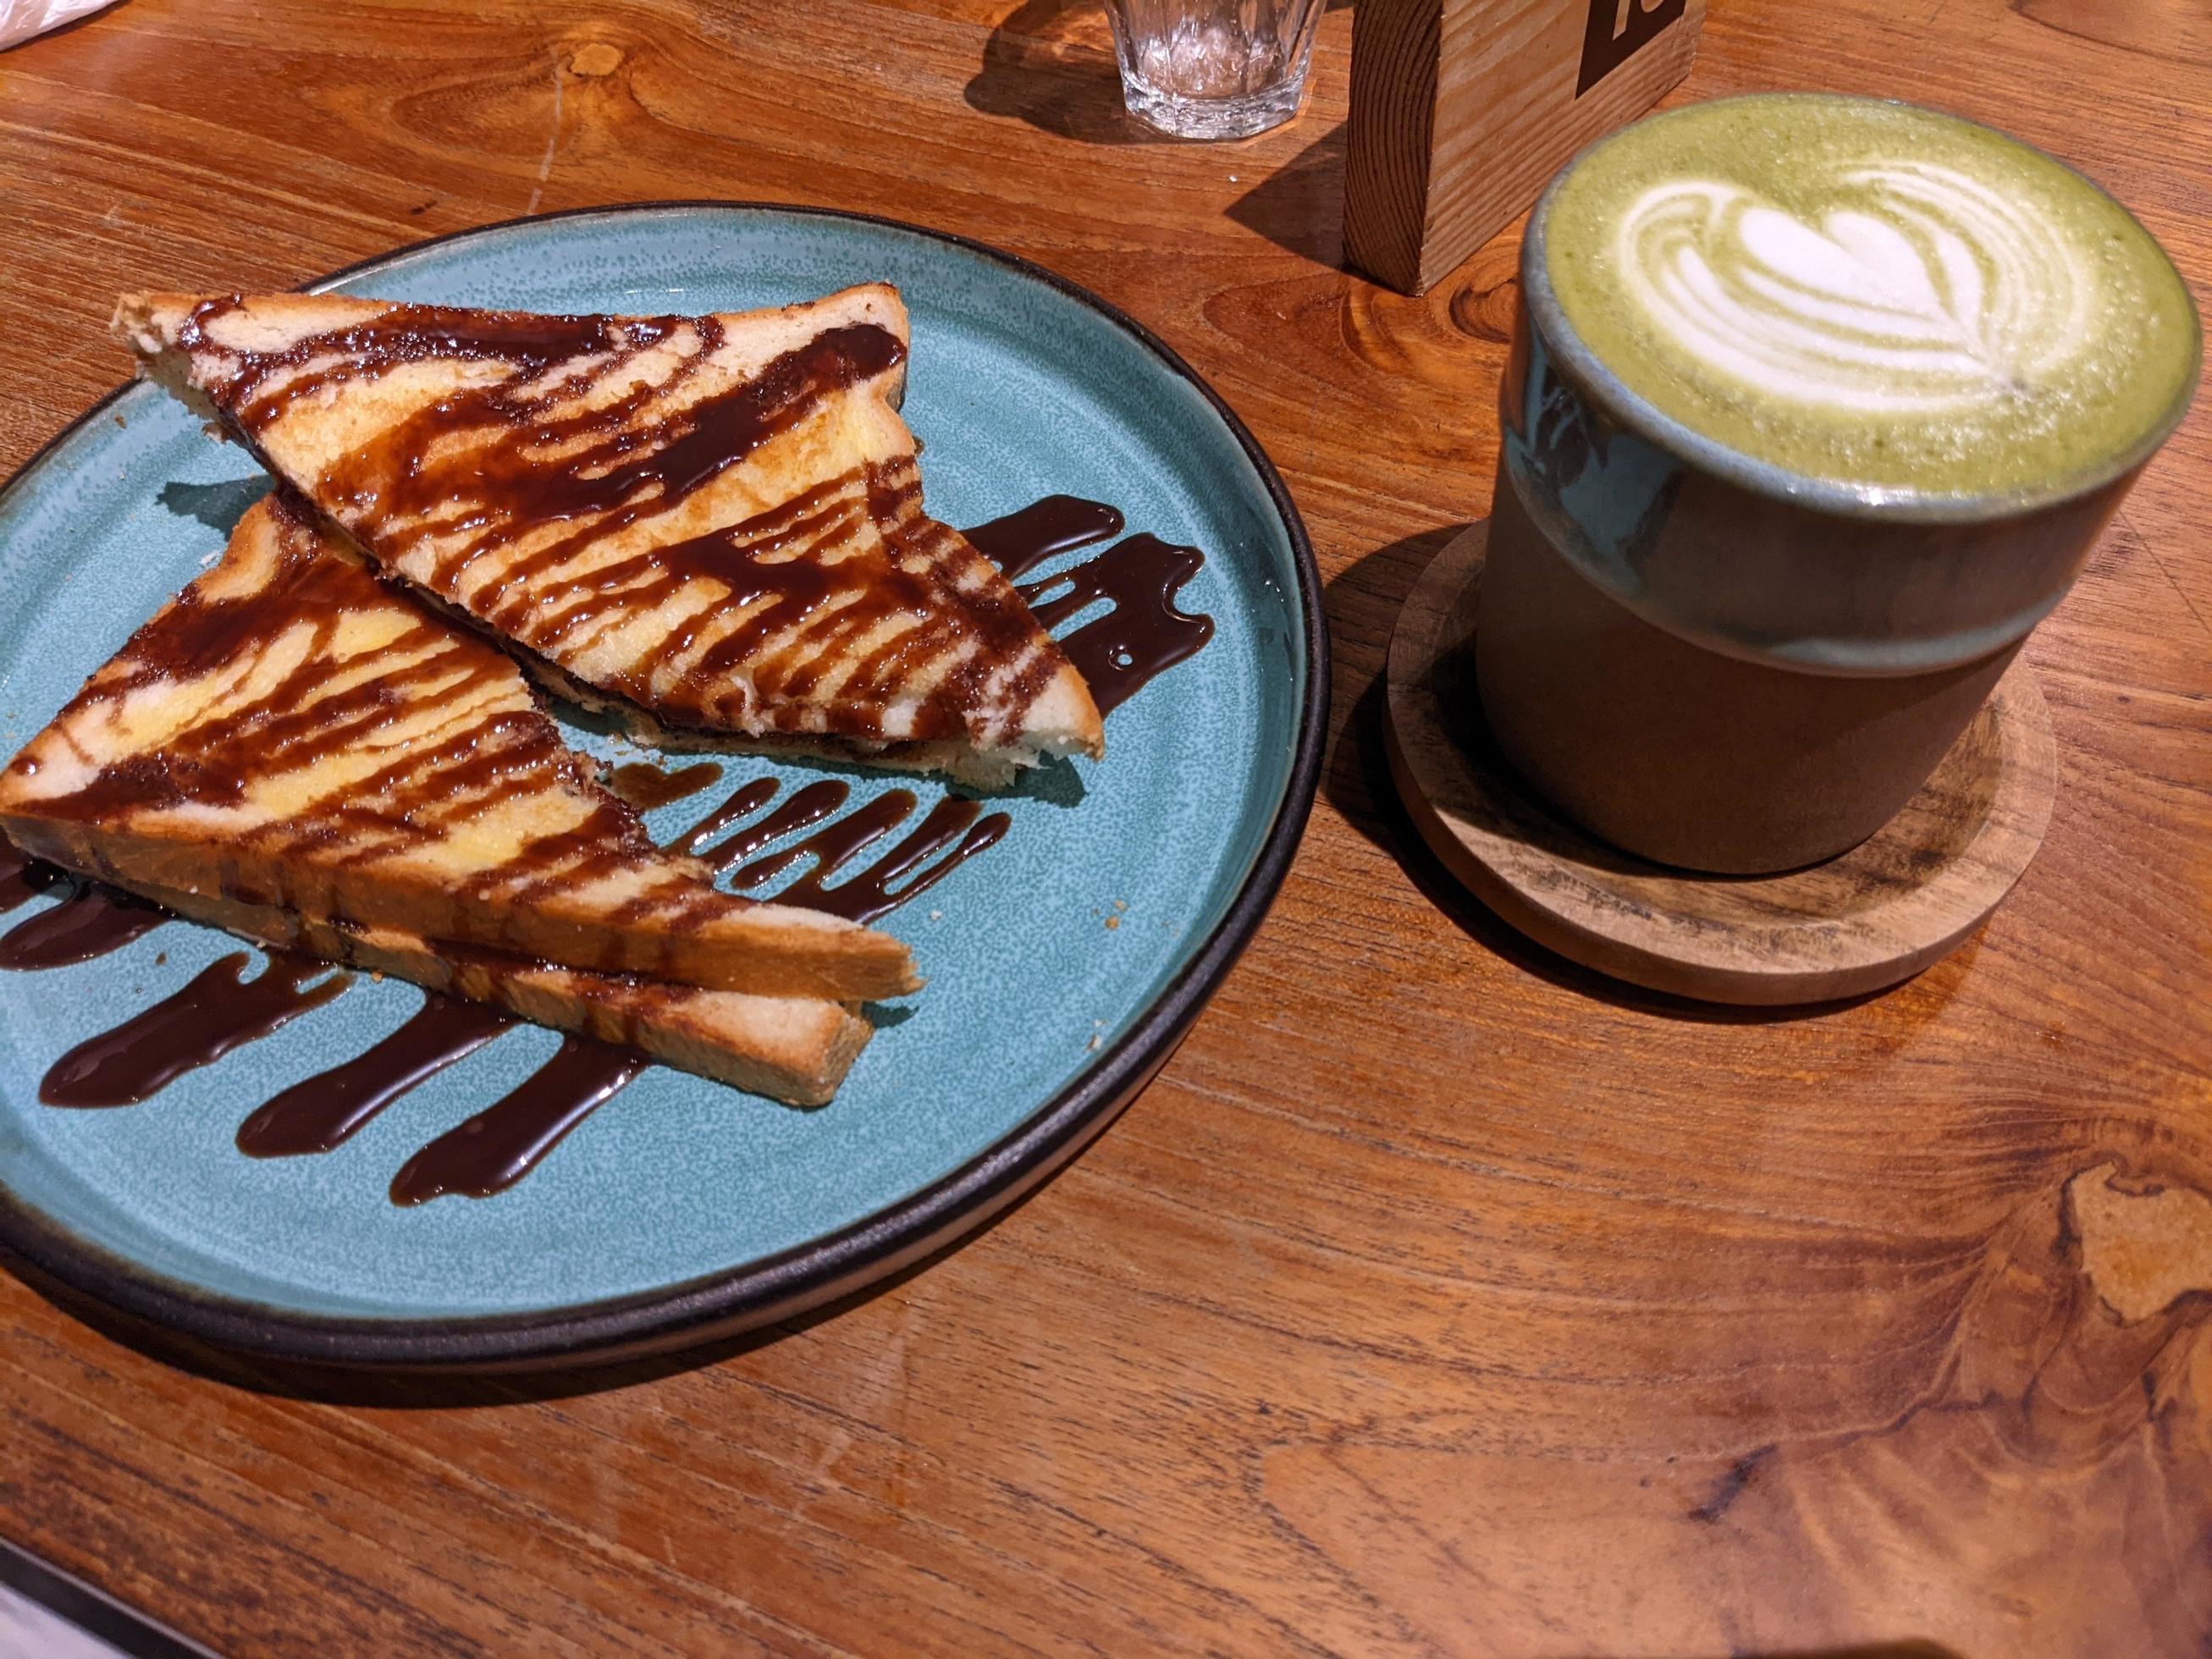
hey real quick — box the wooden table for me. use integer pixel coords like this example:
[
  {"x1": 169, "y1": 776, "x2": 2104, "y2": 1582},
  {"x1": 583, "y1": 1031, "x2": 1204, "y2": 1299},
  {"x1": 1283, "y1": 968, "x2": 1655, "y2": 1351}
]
[{"x1": 3, "y1": 2, "x2": 2208, "y2": 1653}]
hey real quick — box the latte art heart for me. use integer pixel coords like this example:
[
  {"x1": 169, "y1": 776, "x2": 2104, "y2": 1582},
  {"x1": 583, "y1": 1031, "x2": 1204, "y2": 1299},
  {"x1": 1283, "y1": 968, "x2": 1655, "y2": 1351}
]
[
  {"x1": 1544, "y1": 95, "x2": 2197, "y2": 493},
  {"x1": 1613, "y1": 163, "x2": 2094, "y2": 415}
]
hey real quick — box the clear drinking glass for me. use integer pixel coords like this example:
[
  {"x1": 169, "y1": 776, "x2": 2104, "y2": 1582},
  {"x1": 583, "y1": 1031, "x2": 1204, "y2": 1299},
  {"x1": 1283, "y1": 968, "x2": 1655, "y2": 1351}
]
[{"x1": 1102, "y1": 0, "x2": 1323, "y2": 140}]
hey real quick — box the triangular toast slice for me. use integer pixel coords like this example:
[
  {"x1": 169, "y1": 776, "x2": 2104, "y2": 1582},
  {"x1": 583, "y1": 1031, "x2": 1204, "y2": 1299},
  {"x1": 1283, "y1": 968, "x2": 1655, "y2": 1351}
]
[
  {"x1": 115, "y1": 285, "x2": 1106, "y2": 787},
  {"x1": 132, "y1": 876, "x2": 869, "y2": 1106},
  {"x1": 0, "y1": 494, "x2": 916, "y2": 1003}
]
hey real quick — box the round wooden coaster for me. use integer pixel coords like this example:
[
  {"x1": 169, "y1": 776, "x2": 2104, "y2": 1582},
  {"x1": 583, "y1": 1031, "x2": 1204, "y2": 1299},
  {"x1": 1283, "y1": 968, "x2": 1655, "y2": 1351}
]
[{"x1": 1383, "y1": 521, "x2": 2057, "y2": 1005}]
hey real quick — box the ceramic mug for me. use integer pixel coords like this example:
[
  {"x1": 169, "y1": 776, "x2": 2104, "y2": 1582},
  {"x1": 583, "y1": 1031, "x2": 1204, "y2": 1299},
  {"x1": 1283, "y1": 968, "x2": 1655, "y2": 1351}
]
[{"x1": 1473, "y1": 146, "x2": 2202, "y2": 875}]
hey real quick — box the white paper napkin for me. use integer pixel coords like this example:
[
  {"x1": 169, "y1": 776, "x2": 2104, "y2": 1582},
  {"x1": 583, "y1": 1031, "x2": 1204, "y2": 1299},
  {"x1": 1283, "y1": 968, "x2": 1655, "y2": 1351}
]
[{"x1": 1, "y1": 0, "x2": 122, "y2": 51}]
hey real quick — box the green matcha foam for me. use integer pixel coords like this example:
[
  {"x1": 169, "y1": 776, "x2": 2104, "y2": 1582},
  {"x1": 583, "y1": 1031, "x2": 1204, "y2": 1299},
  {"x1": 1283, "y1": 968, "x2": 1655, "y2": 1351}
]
[{"x1": 1542, "y1": 94, "x2": 2198, "y2": 497}]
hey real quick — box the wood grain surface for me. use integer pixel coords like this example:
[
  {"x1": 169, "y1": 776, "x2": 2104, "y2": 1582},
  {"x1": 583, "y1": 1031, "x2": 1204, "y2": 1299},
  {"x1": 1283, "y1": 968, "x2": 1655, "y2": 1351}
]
[
  {"x1": 2, "y1": 1, "x2": 2209, "y2": 1654},
  {"x1": 1384, "y1": 521, "x2": 2060, "y2": 1005},
  {"x1": 1344, "y1": 0, "x2": 1702, "y2": 293}
]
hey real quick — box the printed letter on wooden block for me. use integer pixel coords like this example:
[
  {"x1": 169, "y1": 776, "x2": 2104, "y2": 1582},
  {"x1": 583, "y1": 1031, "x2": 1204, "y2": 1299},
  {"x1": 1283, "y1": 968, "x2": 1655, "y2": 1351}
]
[{"x1": 1344, "y1": 0, "x2": 1704, "y2": 295}]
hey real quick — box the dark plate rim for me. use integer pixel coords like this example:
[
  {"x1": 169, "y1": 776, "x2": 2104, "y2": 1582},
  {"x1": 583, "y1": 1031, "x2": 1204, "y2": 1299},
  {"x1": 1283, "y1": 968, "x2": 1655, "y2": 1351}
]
[{"x1": 0, "y1": 200, "x2": 1329, "y2": 1370}]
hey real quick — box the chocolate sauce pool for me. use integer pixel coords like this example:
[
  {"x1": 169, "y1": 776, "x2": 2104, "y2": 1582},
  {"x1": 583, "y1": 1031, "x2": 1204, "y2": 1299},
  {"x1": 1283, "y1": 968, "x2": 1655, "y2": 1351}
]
[{"x1": 3, "y1": 492, "x2": 1216, "y2": 1201}]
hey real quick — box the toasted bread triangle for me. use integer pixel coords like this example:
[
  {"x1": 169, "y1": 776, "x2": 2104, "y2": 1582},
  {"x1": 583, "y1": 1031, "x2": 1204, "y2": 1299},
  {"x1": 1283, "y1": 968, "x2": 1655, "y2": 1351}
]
[
  {"x1": 116, "y1": 286, "x2": 1106, "y2": 787},
  {"x1": 134, "y1": 876, "x2": 870, "y2": 1107},
  {"x1": 0, "y1": 496, "x2": 916, "y2": 1003}
]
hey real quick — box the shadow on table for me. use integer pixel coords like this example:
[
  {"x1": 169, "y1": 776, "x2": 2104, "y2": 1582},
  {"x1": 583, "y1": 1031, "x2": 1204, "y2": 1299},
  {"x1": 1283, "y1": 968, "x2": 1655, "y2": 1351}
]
[
  {"x1": 1317, "y1": 526, "x2": 1970, "y2": 1028},
  {"x1": 3, "y1": 1169, "x2": 1062, "y2": 1406},
  {"x1": 1222, "y1": 120, "x2": 1347, "y2": 266},
  {"x1": 964, "y1": 0, "x2": 1149, "y2": 145}
]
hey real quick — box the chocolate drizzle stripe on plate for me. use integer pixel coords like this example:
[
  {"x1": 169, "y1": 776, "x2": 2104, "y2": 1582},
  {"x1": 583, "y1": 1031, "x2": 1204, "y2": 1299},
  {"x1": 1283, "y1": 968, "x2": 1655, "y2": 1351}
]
[
  {"x1": 693, "y1": 780, "x2": 852, "y2": 874},
  {"x1": 236, "y1": 995, "x2": 510, "y2": 1158},
  {"x1": 0, "y1": 843, "x2": 58, "y2": 915},
  {"x1": 1020, "y1": 535, "x2": 1216, "y2": 718},
  {"x1": 963, "y1": 494, "x2": 1126, "y2": 581},
  {"x1": 388, "y1": 1037, "x2": 646, "y2": 1205},
  {"x1": 966, "y1": 496, "x2": 1213, "y2": 715},
  {"x1": 0, "y1": 883, "x2": 165, "y2": 969},
  {"x1": 40, "y1": 951, "x2": 349, "y2": 1109},
  {"x1": 726, "y1": 790, "x2": 1010, "y2": 925}
]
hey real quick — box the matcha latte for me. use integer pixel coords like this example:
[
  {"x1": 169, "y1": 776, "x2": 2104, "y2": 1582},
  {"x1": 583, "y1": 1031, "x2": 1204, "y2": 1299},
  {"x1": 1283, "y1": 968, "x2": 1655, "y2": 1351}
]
[{"x1": 1542, "y1": 94, "x2": 2198, "y2": 496}]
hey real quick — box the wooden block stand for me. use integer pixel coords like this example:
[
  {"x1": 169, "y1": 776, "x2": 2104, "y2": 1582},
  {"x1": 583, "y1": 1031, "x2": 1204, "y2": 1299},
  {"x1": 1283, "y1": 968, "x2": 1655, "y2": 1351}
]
[{"x1": 1345, "y1": 0, "x2": 1705, "y2": 294}]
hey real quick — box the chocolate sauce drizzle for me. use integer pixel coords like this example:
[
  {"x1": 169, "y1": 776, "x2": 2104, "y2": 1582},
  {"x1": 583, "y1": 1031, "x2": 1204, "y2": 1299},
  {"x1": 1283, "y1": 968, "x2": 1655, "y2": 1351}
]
[
  {"x1": 40, "y1": 952, "x2": 347, "y2": 1109},
  {"x1": 674, "y1": 777, "x2": 781, "y2": 854},
  {"x1": 388, "y1": 1038, "x2": 643, "y2": 1206},
  {"x1": 3, "y1": 490, "x2": 1216, "y2": 1201},
  {"x1": 0, "y1": 883, "x2": 164, "y2": 969},
  {"x1": 1023, "y1": 536, "x2": 1215, "y2": 717},
  {"x1": 0, "y1": 844, "x2": 56, "y2": 914},
  {"x1": 670, "y1": 777, "x2": 1010, "y2": 923},
  {"x1": 725, "y1": 789, "x2": 1010, "y2": 924},
  {"x1": 963, "y1": 495, "x2": 1128, "y2": 581},
  {"x1": 235, "y1": 996, "x2": 509, "y2": 1158},
  {"x1": 0, "y1": 782, "x2": 1001, "y2": 1193},
  {"x1": 234, "y1": 774, "x2": 1007, "y2": 1176},
  {"x1": 686, "y1": 779, "x2": 848, "y2": 872},
  {"x1": 605, "y1": 760, "x2": 723, "y2": 813},
  {"x1": 963, "y1": 496, "x2": 1216, "y2": 715}
]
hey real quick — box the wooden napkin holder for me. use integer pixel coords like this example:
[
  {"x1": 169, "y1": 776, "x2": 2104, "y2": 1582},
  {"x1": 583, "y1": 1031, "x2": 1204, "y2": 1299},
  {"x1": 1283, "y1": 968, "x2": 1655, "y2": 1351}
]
[{"x1": 1344, "y1": 0, "x2": 1705, "y2": 294}]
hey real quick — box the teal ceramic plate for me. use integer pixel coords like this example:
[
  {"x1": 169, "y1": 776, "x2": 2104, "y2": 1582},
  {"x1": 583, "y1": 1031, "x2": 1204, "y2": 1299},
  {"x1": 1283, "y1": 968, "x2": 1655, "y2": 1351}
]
[{"x1": 0, "y1": 205, "x2": 1323, "y2": 1370}]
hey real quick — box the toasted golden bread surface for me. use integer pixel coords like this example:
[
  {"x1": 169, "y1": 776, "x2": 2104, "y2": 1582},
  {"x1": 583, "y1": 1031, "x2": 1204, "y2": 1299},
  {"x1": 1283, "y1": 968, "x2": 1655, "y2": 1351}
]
[
  {"x1": 117, "y1": 289, "x2": 1104, "y2": 784},
  {"x1": 0, "y1": 496, "x2": 916, "y2": 1001}
]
